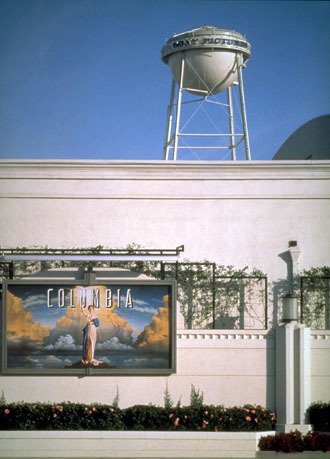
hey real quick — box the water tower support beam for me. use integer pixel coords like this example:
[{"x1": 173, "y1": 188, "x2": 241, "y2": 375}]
[
  {"x1": 227, "y1": 86, "x2": 236, "y2": 160},
  {"x1": 173, "y1": 54, "x2": 185, "y2": 160},
  {"x1": 163, "y1": 79, "x2": 176, "y2": 160},
  {"x1": 236, "y1": 54, "x2": 251, "y2": 160}
]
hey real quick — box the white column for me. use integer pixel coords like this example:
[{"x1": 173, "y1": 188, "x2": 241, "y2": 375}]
[{"x1": 275, "y1": 321, "x2": 311, "y2": 432}]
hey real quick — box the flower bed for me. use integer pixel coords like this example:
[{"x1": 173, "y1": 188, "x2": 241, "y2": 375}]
[
  {"x1": 0, "y1": 402, "x2": 275, "y2": 431},
  {"x1": 258, "y1": 431, "x2": 330, "y2": 453}
]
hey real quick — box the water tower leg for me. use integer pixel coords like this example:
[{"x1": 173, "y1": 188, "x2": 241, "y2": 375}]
[
  {"x1": 163, "y1": 79, "x2": 176, "y2": 160},
  {"x1": 227, "y1": 86, "x2": 236, "y2": 160},
  {"x1": 173, "y1": 54, "x2": 185, "y2": 161},
  {"x1": 236, "y1": 54, "x2": 251, "y2": 160}
]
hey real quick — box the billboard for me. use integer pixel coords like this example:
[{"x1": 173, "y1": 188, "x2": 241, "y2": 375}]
[{"x1": 1, "y1": 280, "x2": 176, "y2": 375}]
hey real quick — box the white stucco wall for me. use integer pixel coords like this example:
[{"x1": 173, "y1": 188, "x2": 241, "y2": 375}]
[
  {"x1": 0, "y1": 159, "x2": 329, "y2": 409},
  {"x1": 0, "y1": 160, "x2": 329, "y2": 280}
]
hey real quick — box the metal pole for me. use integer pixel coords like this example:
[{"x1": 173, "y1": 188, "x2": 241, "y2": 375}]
[
  {"x1": 265, "y1": 277, "x2": 268, "y2": 329},
  {"x1": 300, "y1": 277, "x2": 304, "y2": 324},
  {"x1": 325, "y1": 278, "x2": 330, "y2": 330},
  {"x1": 173, "y1": 54, "x2": 185, "y2": 161},
  {"x1": 227, "y1": 86, "x2": 236, "y2": 160},
  {"x1": 212, "y1": 263, "x2": 216, "y2": 329},
  {"x1": 236, "y1": 54, "x2": 251, "y2": 160},
  {"x1": 163, "y1": 78, "x2": 176, "y2": 160},
  {"x1": 9, "y1": 261, "x2": 14, "y2": 279}
]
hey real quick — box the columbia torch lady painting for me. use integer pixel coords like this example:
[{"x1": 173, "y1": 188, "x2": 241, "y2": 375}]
[
  {"x1": 81, "y1": 305, "x2": 102, "y2": 366},
  {"x1": 2, "y1": 281, "x2": 175, "y2": 375}
]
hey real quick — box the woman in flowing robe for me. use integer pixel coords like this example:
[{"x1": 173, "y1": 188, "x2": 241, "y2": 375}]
[{"x1": 81, "y1": 305, "x2": 102, "y2": 365}]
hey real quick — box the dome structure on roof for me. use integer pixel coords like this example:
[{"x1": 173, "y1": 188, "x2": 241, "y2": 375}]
[{"x1": 273, "y1": 115, "x2": 330, "y2": 160}]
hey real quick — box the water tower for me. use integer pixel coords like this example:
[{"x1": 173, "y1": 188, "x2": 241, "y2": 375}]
[{"x1": 161, "y1": 26, "x2": 251, "y2": 160}]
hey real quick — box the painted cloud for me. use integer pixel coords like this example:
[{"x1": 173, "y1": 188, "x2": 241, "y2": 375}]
[
  {"x1": 135, "y1": 295, "x2": 170, "y2": 353},
  {"x1": 6, "y1": 291, "x2": 51, "y2": 341}
]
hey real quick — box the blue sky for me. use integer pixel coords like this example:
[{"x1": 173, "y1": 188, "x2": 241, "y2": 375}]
[{"x1": 0, "y1": 0, "x2": 329, "y2": 161}]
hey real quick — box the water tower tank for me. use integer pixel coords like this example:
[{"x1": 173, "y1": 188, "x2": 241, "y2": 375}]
[{"x1": 161, "y1": 26, "x2": 251, "y2": 96}]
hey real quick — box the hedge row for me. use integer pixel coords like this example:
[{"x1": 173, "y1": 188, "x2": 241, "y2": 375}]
[
  {"x1": 0, "y1": 402, "x2": 275, "y2": 431},
  {"x1": 258, "y1": 431, "x2": 330, "y2": 453}
]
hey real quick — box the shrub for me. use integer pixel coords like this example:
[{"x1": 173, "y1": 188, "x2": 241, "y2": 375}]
[
  {"x1": 258, "y1": 430, "x2": 330, "y2": 452},
  {"x1": 189, "y1": 385, "x2": 204, "y2": 408},
  {"x1": 123, "y1": 405, "x2": 171, "y2": 430},
  {"x1": 164, "y1": 382, "x2": 174, "y2": 409},
  {"x1": 308, "y1": 401, "x2": 330, "y2": 432},
  {"x1": 0, "y1": 402, "x2": 275, "y2": 431},
  {"x1": 0, "y1": 402, "x2": 124, "y2": 431}
]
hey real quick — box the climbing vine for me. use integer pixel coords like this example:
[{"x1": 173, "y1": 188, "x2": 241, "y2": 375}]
[
  {"x1": 0, "y1": 244, "x2": 268, "y2": 330},
  {"x1": 300, "y1": 266, "x2": 330, "y2": 329}
]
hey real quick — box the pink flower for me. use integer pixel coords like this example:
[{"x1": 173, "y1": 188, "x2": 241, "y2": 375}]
[
  {"x1": 53, "y1": 414, "x2": 57, "y2": 418},
  {"x1": 245, "y1": 409, "x2": 250, "y2": 412},
  {"x1": 4, "y1": 409, "x2": 10, "y2": 415},
  {"x1": 202, "y1": 419, "x2": 208, "y2": 429},
  {"x1": 169, "y1": 413, "x2": 173, "y2": 418},
  {"x1": 251, "y1": 410, "x2": 256, "y2": 414},
  {"x1": 246, "y1": 416, "x2": 251, "y2": 421},
  {"x1": 92, "y1": 407, "x2": 96, "y2": 412},
  {"x1": 174, "y1": 417, "x2": 180, "y2": 426},
  {"x1": 89, "y1": 410, "x2": 92, "y2": 414},
  {"x1": 254, "y1": 418, "x2": 258, "y2": 423}
]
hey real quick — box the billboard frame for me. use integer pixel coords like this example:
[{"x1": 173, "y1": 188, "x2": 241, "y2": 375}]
[{"x1": 1, "y1": 279, "x2": 177, "y2": 377}]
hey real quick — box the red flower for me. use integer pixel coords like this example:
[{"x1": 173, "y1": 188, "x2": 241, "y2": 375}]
[{"x1": 4, "y1": 409, "x2": 10, "y2": 415}]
